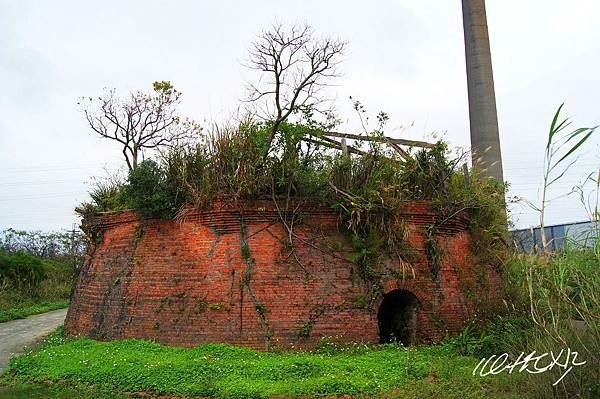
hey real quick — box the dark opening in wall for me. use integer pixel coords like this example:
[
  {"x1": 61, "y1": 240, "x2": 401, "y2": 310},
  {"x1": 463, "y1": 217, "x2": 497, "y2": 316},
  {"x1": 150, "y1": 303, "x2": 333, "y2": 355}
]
[{"x1": 378, "y1": 289, "x2": 420, "y2": 345}]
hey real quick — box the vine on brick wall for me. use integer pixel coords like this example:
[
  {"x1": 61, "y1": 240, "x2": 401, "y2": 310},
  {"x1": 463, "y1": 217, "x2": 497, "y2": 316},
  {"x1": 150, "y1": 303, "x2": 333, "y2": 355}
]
[
  {"x1": 424, "y1": 225, "x2": 444, "y2": 280},
  {"x1": 239, "y1": 217, "x2": 272, "y2": 350},
  {"x1": 297, "y1": 303, "x2": 329, "y2": 338}
]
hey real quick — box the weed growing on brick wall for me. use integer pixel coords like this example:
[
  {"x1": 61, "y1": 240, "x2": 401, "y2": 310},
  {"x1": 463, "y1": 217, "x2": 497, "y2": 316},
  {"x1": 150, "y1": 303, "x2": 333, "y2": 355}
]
[
  {"x1": 80, "y1": 121, "x2": 503, "y2": 216},
  {"x1": 77, "y1": 119, "x2": 507, "y2": 289},
  {"x1": 120, "y1": 159, "x2": 185, "y2": 219},
  {"x1": 424, "y1": 226, "x2": 444, "y2": 279},
  {"x1": 444, "y1": 169, "x2": 509, "y2": 269}
]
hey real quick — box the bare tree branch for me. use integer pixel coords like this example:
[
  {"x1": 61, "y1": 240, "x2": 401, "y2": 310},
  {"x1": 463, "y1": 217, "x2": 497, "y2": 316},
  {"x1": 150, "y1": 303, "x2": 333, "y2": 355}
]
[
  {"x1": 246, "y1": 23, "x2": 347, "y2": 160},
  {"x1": 79, "y1": 81, "x2": 202, "y2": 171}
]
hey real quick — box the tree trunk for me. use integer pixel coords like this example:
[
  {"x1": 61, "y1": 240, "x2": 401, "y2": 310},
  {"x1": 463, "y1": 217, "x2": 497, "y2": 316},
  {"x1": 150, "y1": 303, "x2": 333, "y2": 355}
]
[{"x1": 461, "y1": 0, "x2": 504, "y2": 182}]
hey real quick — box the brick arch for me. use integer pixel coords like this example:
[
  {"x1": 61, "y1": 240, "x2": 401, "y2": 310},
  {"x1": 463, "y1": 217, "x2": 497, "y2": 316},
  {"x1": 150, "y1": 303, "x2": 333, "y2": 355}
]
[
  {"x1": 376, "y1": 281, "x2": 425, "y2": 345},
  {"x1": 379, "y1": 279, "x2": 429, "y2": 310}
]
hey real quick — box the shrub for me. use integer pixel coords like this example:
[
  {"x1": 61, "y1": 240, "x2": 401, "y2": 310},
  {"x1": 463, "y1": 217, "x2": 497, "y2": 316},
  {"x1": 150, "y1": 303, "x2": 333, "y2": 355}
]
[
  {"x1": 120, "y1": 159, "x2": 183, "y2": 218},
  {"x1": 0, "y1": 249, "x2": 47, "y2": 291},
  {"x1": 88, "y1": 178, "x2": 125, "y2": 213}
]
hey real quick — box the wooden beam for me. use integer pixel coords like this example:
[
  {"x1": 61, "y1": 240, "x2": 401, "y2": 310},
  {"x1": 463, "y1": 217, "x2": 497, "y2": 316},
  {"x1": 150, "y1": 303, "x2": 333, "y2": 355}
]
[
  {"x1": 387, "y1": 141, "x2": 411, "y2": 160},
  {"x1": 321, "y1": 131, "x2": 435, "y2": 148},
  {"x1": 303, "y1": 138, "x2": 369, "y2": 156}
]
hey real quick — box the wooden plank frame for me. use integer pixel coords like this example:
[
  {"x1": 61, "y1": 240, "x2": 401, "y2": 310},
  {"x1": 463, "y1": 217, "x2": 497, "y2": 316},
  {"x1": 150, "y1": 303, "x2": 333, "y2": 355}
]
[{"x1": 302, "y1": 131, "x2": 435, "y2": 159}]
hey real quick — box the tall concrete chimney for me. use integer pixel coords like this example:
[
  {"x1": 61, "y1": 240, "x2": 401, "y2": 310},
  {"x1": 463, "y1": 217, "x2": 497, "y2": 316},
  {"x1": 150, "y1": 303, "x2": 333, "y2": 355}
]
[{"x1": 462, "y1": 0, "x2": 504, "y2": 182}]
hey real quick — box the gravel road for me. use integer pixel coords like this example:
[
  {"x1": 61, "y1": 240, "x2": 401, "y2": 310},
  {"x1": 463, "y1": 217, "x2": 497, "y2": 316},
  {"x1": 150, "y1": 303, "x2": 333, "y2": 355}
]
[{"x1": 0, "y1": 308, "x2": 68, "y2": 372}]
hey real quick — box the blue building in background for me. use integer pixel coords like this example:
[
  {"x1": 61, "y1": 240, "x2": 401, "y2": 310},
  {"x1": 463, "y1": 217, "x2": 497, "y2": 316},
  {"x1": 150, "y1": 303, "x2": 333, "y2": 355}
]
[{"x1": 511, "y1": 221, "x2": 598, "y2": 253}]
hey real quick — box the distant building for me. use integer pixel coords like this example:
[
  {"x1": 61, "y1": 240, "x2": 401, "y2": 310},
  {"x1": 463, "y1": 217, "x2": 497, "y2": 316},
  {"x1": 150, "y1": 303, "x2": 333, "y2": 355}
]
[{"x1": 511, "y1": 221, "x2": 599, "y2": 253}]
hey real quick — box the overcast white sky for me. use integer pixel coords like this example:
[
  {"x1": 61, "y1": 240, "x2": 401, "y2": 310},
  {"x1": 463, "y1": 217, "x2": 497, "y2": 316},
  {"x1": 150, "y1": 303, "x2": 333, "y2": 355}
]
[{"x1": 1, "y1": 0, "x2": 599, "y2": 231}]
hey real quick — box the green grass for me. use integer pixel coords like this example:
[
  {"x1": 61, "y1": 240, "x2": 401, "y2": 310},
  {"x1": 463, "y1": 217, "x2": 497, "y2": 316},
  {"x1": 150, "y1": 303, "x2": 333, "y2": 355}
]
[
  {"x1": 0, "y1": 300, "x2": 69, "y2": 323},
  {"x1": 0, "y1": 328, "x2": 525, "y2": 399}
]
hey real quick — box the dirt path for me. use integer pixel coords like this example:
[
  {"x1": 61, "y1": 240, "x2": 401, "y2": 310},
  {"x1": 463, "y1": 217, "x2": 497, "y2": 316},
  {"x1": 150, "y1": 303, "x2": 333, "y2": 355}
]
[{"x1": 0, "y1": 308, "x2": 68, "y2": 372}]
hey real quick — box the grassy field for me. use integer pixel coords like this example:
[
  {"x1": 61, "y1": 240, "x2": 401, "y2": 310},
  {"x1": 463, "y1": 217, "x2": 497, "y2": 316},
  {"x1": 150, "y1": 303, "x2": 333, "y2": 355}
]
[
  {"x1": 0, "y1": 327, "x2": 525, "y2": 399},
  {"x1": 0, "y1": 300, "x2": 69, "y2": 323}
]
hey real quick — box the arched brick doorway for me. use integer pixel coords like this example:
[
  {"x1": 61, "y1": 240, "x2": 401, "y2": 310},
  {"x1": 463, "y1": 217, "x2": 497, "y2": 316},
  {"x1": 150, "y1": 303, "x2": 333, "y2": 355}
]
[{"x1": 377, "y1": 289, "x2": 420, "y2": 345}]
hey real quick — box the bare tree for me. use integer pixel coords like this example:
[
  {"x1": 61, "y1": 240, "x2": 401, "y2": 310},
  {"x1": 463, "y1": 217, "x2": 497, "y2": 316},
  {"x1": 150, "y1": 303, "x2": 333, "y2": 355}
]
[
  {"x1": 80, "y1": 81, "x2": 202, "y2": 171},
  {"x1": 246, "y1": 23, "x2": 347, "y2": 158}
]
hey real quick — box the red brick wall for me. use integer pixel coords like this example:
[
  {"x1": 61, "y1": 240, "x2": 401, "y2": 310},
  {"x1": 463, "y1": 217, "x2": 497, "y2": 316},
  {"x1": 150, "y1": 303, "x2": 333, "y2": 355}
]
[{"x1": 65, "y1": 200, "x2": 503, "y2": 350}]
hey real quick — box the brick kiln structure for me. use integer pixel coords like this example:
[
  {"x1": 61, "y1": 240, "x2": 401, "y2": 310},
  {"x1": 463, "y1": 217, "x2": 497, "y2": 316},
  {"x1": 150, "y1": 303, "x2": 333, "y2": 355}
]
[{"x1": 65, "y1": 199, "x2": 502, "y2": 350}]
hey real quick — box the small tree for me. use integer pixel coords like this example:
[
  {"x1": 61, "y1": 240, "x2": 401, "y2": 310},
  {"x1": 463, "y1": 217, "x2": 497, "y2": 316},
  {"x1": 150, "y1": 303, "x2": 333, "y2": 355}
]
[
  {"x1": 80, "y1": 81, "x2": 202, "y2": 171},
  {"x1": 246, "y1": 23, "x2": 347, "y2": 158}
]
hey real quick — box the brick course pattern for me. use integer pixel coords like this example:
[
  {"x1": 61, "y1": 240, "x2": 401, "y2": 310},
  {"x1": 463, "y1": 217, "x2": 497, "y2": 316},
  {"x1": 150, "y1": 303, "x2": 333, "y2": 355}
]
[{"x1": 65, "y1": 200, "x2": 502, "y2": 350}]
